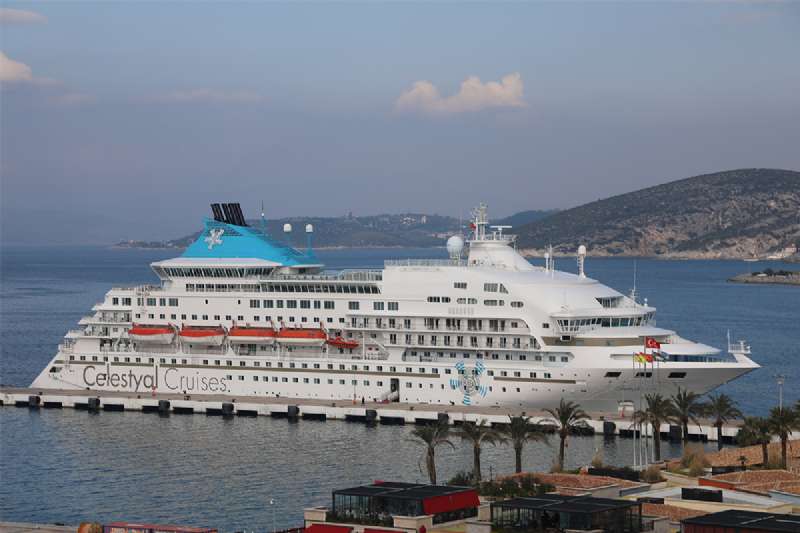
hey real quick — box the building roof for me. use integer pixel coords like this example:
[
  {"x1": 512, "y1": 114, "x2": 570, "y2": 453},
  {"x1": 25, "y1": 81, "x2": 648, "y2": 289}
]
[
  {"x1": 681, "y1": 510, "x2": 800, "y2": 532},
  {"x1": 333, "y1": 482, "x2": 472, "y2": 501},
  {"x1": 507, "y1": 472, "x2": 643, "y2": 491},
  {"x1": 640, "y1": 503, "x2": 706, "y2": 523},
  {"x1": 700, "y1": 470, "x2": 800, "y2": 495},
  {"x1": 492, "y1": 494, "x2": 638, "y2": 514}
]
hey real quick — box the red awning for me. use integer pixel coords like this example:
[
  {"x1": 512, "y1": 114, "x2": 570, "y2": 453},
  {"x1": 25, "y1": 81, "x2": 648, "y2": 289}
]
[
  {"x1": 364, "y1": 528, "x2": 400, "y2": 533},
  {"x1": 305, "y1": 525, "x2": 353, "y2": 533},
  {"x1": 422, "y1": 490, "x2": 480, "y2": 515}
]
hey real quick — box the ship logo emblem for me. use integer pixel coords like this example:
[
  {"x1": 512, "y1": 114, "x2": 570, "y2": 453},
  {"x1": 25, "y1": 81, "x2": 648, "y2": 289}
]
[
  {"x1": 205, "y1": 228, "x2": 224, "y2": 250},
  {"x1": 450, "y1": 360, "x2": 489, "y2": 406}
]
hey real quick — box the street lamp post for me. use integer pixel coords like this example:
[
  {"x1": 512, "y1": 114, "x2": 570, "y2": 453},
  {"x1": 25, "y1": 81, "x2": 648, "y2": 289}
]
[{"x1": 776, "y1": 374, "x2": 786, "y2": 410}]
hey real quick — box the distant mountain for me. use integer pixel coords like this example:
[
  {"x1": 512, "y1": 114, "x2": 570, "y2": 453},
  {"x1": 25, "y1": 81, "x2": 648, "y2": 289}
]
[
  {"x1": 115, "y1": 210, "x2": 556, "y2": 250},
  {"x1": 495, "y1": 209, "x2": 558, "y2": 228},
  {"x1": 515, "y1": 168, "x2": 800, "y2": 259}
]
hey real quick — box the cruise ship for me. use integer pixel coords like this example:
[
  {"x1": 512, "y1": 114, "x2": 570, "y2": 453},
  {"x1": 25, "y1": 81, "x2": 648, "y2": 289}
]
[{"x1": 31, "y1": 203, "x2": 759, "y2": 411}]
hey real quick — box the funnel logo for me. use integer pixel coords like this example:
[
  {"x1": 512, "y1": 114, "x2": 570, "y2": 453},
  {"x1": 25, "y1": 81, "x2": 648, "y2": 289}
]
[
  {"x1": 205, "y1": 228, "x2": 224, "y2": 250},
  {"x1": 450, "y1": 360, "x2": 489, "y2": 405}
]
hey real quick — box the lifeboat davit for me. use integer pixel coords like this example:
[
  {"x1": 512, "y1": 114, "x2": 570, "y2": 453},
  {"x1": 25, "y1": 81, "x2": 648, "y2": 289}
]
[
  {"x1": 128, "y1": 324, "x2": 174, "y2": 344},
  {"x1": 276, "y1": 327, "x2": 327, "y2": 346},
  {"x1": 229, "y1": 326, "x2": 277, "y2": 345},
  {"x1": 179, "y1": 325, "x2": 226, "y2": 346},
  {"x1": 326, "y1": 336, "x2": 359, "y2": 350}
]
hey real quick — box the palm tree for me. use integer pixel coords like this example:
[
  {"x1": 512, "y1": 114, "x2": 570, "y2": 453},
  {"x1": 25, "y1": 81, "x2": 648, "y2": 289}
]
[
  {"x1": 500, "y1": 414, "x2": 546, "y2": 473},
  {"x1": 703, "y1": 393, "x2": 742, "y2": 451},
  {"x1": 737, "y1": 416, "x2": 773, "y2": 466},
  {"x1": 768, "y1": 406, "x2": 800, "y2": 469},
  {"x1": 454, "y1": 419, "x2": 504, "y2": 483},
  {"x1": 410, "y1": 420, "x2": 454, "y2": 484},
  {"x1": 633, "y1": 393, "x2": 676, "y2": 462},
  {"x1": 543, "y1": 399, "x2": 590, "y2": 471},
  {"x1": 671, "y1": 387, "x2": 704, "y2": 445}
]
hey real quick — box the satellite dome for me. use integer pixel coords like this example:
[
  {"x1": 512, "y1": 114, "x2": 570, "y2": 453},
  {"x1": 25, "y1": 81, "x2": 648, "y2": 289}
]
[
  {"x1": 283, "y1": 223, "x2": 292, "y2": 233},
  {"x1": 446, "y1": 235, "x2": 464, "y2": 259},
  {"x1": 305, "y1": 224, "x2": 314, "y2": 233},
  {"x1": 578, "y1": 245, "x2": 587, "y2": 255}
]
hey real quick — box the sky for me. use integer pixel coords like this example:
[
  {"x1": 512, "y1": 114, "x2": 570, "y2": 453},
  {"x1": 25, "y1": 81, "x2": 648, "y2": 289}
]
[{"x1": 1, "y1": 2, "x2": 799, "y2": 245}]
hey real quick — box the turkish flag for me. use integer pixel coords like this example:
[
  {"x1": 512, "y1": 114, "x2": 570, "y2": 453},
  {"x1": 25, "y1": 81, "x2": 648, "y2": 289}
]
[{"x1": 645, "y1": 337, "x2": 661, "y2": 349}]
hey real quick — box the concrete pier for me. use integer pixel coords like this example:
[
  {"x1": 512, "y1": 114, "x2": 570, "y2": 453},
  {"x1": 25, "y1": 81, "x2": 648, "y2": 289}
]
[{"x1": 0, "y1": 386, "x2": 742, "y2": 442}]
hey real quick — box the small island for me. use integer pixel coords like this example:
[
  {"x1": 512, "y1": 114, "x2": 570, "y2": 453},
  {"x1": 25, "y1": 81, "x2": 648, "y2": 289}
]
[{"x1": 728, "y1": 268, "x2": 800, "y2": 286}]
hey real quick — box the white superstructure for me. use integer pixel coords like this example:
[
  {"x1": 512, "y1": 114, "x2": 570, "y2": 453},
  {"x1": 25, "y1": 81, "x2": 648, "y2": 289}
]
[{"x1": 31, "y1": 203, "x2": 759, "y2": 411}]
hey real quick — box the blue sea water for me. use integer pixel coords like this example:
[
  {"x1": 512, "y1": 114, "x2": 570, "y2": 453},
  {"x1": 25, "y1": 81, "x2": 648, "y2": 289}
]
[{"x1": 0, "y1": 246, "x2": 798, "y2": 530}]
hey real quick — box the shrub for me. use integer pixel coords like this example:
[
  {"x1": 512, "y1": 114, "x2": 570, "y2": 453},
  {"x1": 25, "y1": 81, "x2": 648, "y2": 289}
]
[
  {"x1": 641, "y1": 465, "x2": 664, "y2": 483},
  {"x1": 688, "y1": 456, "x2": 708, "y2": 477},
  {"x1": 447, "y1": 471, "x2": 474, "y2": 486},
  {"x1": 681, "y1": 444, "x2": 710, "y2": 469}
]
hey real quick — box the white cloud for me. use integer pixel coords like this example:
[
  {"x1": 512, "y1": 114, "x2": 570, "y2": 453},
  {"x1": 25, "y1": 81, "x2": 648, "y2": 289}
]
[
  {"x1": 157, "y1": 89, "x2": 266, "y2": 104},
  {"x1": 0, "y1": 8, "x2": 47, "y2": 24},
  {"x1": 0, "y1": 51, "x2": 33, "y2": 82},
  {"x1": 395, "y1": 72, "x2": 526, "y2": 115}
]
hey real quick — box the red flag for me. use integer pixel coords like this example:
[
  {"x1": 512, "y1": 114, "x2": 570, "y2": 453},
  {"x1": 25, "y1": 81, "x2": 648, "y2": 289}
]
[
  {"x1": 469, "y1": 222, "x2": 476, "y2": 230},
  {"x1": 645, "y1": 337, "x2": 661, "y2": 349}
]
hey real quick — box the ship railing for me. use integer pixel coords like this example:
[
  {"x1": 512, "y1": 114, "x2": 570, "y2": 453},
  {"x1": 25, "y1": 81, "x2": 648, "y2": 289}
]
[
  {"x1": 384, "y1": 259, "x2": 466, "y2": 268},
  {"x1": 269, "y1": 270, "x2": 383, "y2": 282},
  {"x1": 474, "y1": 233, "x2": 515, "y2": 243},
  {"x1": 58, "y1": 343, "x2": 74, "y2": 353}
]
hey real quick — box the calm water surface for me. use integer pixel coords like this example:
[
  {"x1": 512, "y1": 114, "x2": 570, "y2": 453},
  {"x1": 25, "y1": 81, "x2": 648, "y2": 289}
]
[{"x1": 1, "y1": 246, "x2": 797, "y2": 529}]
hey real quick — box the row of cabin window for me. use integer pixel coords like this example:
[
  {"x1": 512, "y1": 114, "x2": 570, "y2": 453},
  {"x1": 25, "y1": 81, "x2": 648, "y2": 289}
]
[
  {"x1": 261, "y1": 283, "x2": 380, "y2": 294},
  {"x1": 404, "y1": 350, "x2": 565, "y2": 364},
  {"x1": 72, "y1": 355, "x2": 558, "y2": 379},
  {"x1": 557, "y1": 315, "x2": 651, "y2": 328},
  {"x1": 163, "y1": 267, "x2": 273, "y2": 278},
  {"x1": 134, "y1": 312, "x2": 344, "y2": 324},
  {"x1": 250, "y1": 299, "x2": 336, "y2": 310},
  {"x1": 483, "y1": 283, "x2": 509, "y2": 293},
  {"x1": 136, "y1": 297, "x2": 179, "y2": 307}
]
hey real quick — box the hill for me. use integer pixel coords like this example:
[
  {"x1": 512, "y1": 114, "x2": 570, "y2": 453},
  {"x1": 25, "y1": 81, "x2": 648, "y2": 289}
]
[
  {"x1": 515, "y1": 168, "x2": 800, "y2": 259},
  {"x1": 115, "y1": 210, "x2": 556, "y2": 250}
]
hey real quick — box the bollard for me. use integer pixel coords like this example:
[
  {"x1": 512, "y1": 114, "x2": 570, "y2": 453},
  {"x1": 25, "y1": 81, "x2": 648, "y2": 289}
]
[
  {"x1": 87, "y1": 397, "x2": 101, "y2": 412},
  {"x1": 158, "y1": 400, "x2": 171, "y2": 415}
]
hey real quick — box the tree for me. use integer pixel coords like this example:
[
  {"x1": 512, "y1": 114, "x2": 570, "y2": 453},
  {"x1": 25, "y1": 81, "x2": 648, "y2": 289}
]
[
  {"x1": 737, "y1": 416, "x2": 773, "y2": 466},
  {"x1": 543, "y1": 399, "x2": 590, "y2": 471},
  {"x1": 500, "y1": 415, "x2": 546, "y2": 473},
  {"x1": 633, "y1": 393, "x2": 676, "y2": 462},
  {"x1": 671, "y1": 387, "x2": 704, "y2": 445},
  {"x1": 454, "y1": 419, "x2": 504, "y2": 483},
  {"x1": 767, "y1": 406, "x2": 800, "y2": 469},
  {"x1": 703, "y1": 394, "x2": 742, "y2": 451},
  {"x1": 410, "y1": 420, "x2": 454, "y2": 484}
]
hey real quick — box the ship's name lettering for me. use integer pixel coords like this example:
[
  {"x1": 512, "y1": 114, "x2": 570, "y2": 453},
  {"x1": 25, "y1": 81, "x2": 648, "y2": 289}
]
[{"x1": 82, "y1": 366, "x2": 228, "y2": 393}]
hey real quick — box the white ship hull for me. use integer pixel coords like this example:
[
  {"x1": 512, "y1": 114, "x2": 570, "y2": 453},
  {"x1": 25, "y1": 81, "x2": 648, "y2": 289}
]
[{"x1": 33, "y1": 202, "x2": 759, "y2": 412}]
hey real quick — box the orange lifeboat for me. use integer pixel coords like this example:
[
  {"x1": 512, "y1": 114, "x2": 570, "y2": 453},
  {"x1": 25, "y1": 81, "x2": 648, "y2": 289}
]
[
  {"x1": 326, "y1": 336, "x2": 360, "y2": 350},
  {"x1": 276, "y1": 327, "x2": 327, "y2": 346},
  {"x1": 129, "y1": 324, "x2": 174, "y2": 344},
  {"x1": 229, "y1": 326, "x2": 277, "y2": 345},
  {"x1": 179, "y1": 325, "x2": 226, "y2": 346}
]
